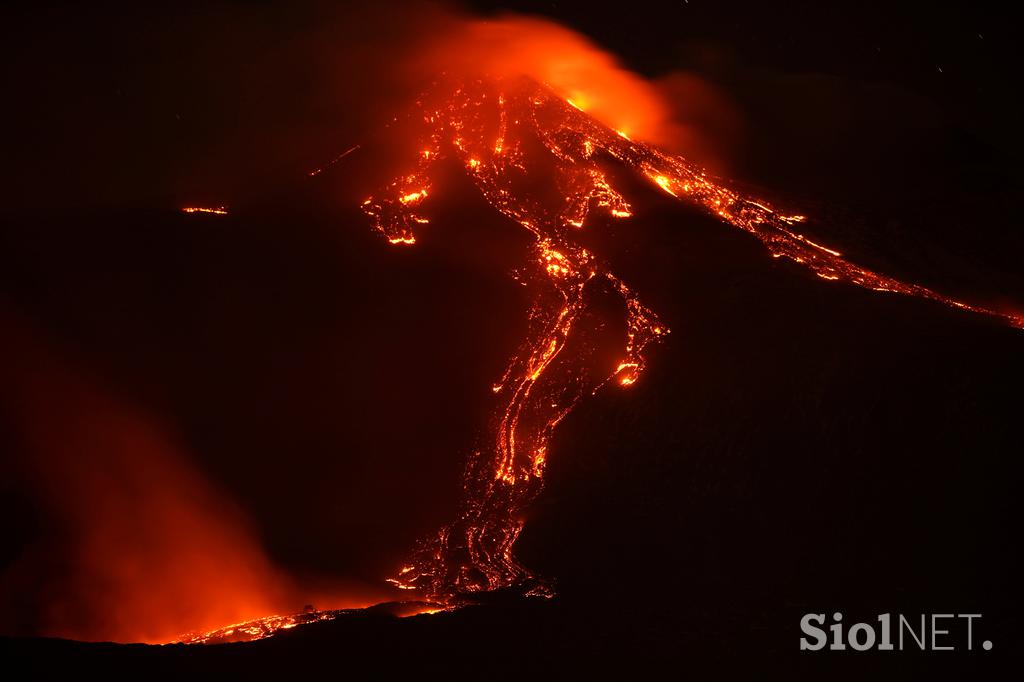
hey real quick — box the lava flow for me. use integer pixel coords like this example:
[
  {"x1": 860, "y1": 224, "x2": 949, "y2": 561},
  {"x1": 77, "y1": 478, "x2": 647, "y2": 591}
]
[
  {"x1": 181, "y1": 206, "x2": 229, "y2": 215},
  {"x1": 177, "y1": 602, "x2": 449, "y2": 645},
  {"x1": 362, "y1": 75, "x2": 1023, "y2": 602}
]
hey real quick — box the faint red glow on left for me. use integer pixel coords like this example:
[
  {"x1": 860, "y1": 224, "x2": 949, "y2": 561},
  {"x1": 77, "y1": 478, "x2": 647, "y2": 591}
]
[{"x1": 0, "y1": 310, "x2": 385, "y2": 644}]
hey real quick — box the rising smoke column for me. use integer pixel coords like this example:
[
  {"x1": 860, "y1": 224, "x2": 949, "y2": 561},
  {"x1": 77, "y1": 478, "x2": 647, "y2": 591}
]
[{"x1": 362, "y1": 63, "x2": 1021, "y2": 600}]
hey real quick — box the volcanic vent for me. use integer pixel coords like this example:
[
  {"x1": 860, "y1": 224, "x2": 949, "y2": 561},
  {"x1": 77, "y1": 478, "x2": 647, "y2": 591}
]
[{"x1": 359, "y1": 75, "x2": 1023, "y2": 602}]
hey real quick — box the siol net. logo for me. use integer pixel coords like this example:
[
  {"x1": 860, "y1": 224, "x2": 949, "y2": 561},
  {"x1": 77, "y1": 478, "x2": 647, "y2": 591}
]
[{"x1": 800, "y1": 613, "x2": 992, "y2": 652}]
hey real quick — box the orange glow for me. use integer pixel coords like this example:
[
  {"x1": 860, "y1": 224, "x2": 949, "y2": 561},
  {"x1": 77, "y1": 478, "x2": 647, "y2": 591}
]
[
  {"x1": 415, "y1": 15, "x2": 675, "y2": 144},
  {"x1": 0, "y1": 311, "x2": 402, "y2": 645},
  {"x1": 178, "y1": 612, "x2": 331, "y2": 645},
  {"x1": 652, "y1": 175, "x2": 677, "y2": 196},
  {"x1": 615, "y1": 361, "x2": 640, "y2": 386},
  {"x1": 400, "y1": 189, "x2": 427, "y2": 204},
  {"x1": 178, "y1": 601, "x2": 450, "y2": 644},
  {"x1": 0, "y1": 317, "x2": 295, "y2": 644},
  {"x1": 182, "y1": 206, "x2": 228, "y2": 215},
  {"x1": 404, "y1": 605, "x2": 449, "y2": 616}
]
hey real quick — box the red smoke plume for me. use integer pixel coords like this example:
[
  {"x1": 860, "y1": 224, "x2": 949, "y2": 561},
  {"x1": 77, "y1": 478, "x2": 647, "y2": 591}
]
[
  {"x1": 411, "y1": 14, "x2": 676, "y2": 144},
  {"x1": 392, "y1": 11, "x2": 738, "y2": 165},
  {"x1": 0, "y1": 309, "x2": 293, "y2": 643}
]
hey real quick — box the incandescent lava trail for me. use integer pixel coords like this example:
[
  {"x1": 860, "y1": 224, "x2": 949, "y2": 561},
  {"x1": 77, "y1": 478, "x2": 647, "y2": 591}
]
[{"x1": 362, "y1": 75, "x2": 1023, "y2": 602}]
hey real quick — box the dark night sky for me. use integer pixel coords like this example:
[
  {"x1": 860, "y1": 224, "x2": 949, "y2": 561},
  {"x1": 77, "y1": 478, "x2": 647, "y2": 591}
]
[
  {"x1": 4, "y1": 1, "x2": 1022, "y2": 205},
  {"x1": 1, "y1": 0, "x2": 1022, "y2": 656}
]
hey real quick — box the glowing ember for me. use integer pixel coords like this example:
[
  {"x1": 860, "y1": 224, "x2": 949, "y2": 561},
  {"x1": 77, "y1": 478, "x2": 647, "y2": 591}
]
[
  {"x1": 362, "y1": 75, "x2": 1023, "y2": 602},
  {"x1": 182, "y1": 206, "x2": 229, "y2": 215}
]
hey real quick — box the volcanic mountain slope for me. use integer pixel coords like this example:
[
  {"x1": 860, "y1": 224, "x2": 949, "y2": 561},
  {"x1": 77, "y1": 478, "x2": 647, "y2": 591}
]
[
  {"x1": 363, "y1": 76, "x2": 1022, "y2": 325},
  {"x1": 356, "y1": 75, "x2": 1023, "y2": 602},
  {"x1": 2, "y1": 75, "x2": 1021, "y2": 674}
]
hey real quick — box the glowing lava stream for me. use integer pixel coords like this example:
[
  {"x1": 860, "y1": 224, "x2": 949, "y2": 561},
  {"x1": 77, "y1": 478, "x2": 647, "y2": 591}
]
[
  {"x1": 361, "y1": 76, "x2": 1022, "y2": 602},
  {"x1": 177, "y1": 603, "x2": 451, "y2": 645},
  {"x1": 181, "y1": 206, "x2": 229, "y2": 215}
]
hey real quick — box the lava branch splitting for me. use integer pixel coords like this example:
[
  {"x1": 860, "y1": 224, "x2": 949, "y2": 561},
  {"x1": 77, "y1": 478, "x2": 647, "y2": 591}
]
[
  {"x1": 381, "y1": 234, "x2": 666, "y2": 600},
  {"x1": 363, "y1": 75, "x2": 1022, "y2": 603}
]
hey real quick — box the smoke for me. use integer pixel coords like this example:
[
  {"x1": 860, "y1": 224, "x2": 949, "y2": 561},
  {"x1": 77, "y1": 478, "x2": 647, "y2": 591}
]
[
  {"x1": 0, "y1": 308, "x2": 294, "y2": 643},
  {"x1": 653, "y1": 71, "x2": 743, "y2": 173},
  {"x1": 408, "y1": 14, "x2": 673, "y2": 144},
  {"x1": 404, "y1": 11, "x2": 741, "y2": 163}
]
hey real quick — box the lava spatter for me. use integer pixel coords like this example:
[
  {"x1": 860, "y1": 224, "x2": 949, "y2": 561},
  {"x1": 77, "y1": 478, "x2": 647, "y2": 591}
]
[{"x1": 363, "y1": 75, "x2": 1022, "y2": 602}]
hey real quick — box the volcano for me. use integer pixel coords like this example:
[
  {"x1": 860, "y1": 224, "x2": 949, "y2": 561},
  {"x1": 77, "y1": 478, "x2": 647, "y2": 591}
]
[
  {"x1": 354, "y1": 75, "x2": 1023, "y2": 604},
  {"x1": 70, "y1": 70, "x2": 1018, "y2": 649},
  {"x1": 3, "y1": 21, "x2": 1022, "y2": 678}
]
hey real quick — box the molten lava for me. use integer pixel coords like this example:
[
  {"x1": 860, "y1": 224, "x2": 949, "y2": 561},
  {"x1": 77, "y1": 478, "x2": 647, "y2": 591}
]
[
  {"x1": 177, "y1": 602, "x2": 451, "y2": 644},
  {"x1": 181, "y1": 206, "x2": 229, "y2": 215},
  {"x1": 363, "y1": 75, "x2": 1023, "y2": 602}
]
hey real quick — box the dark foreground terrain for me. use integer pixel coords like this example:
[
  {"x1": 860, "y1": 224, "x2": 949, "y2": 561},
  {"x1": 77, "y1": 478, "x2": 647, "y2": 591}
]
[{"x1": 1, "y1": 594, "x2": 1017, "y2": 677}]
